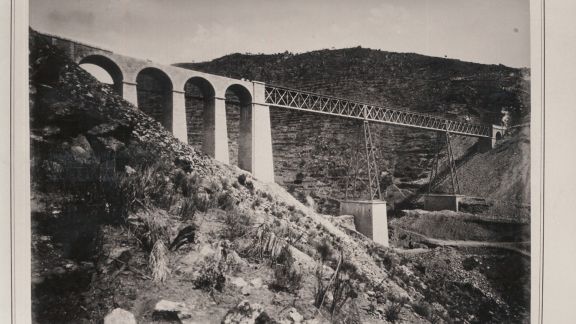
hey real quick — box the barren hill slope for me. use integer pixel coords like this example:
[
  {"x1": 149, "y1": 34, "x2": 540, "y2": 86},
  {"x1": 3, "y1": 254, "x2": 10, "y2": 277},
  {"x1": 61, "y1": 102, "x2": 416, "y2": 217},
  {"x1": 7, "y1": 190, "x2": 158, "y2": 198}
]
[
  {"x1": 176, "y1": 48, "x2": 530, "y2": 214},
  {"x1": 176, "y1": 48, "x2": 529, "y2": 124},
  {"x1": 438, "y1": 126, "x2": 530, "y2": 204}
]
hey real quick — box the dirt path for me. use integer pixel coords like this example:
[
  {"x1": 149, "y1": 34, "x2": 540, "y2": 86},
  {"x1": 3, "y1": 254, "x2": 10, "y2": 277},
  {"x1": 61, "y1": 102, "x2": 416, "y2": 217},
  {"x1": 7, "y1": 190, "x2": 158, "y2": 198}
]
[{"x1": 395, "y1": 228, "x2": 531, "y2": 257}]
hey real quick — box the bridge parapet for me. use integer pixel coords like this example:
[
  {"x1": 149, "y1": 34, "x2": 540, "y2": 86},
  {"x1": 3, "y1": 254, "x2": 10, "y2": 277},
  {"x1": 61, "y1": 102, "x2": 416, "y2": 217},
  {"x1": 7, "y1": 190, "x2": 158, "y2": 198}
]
[{"x1": 35, "y1": 31, "x2": 254, "y2": 97}]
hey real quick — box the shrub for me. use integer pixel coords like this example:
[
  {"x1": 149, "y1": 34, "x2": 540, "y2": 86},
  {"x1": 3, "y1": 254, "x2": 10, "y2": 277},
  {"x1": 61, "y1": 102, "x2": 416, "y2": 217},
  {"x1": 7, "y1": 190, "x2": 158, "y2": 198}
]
[
  {"x1": 172, "y1": 169, "x2": 187, "y2": 193},
  {"x1": 385, "y1": 293, "x2": 409, "y2": 322},
  {"x1": 119, "y1": 163, "x2": 174, "y2": 212},
  {"x1": 313, "y1": 245, "x2": 359, "y2": 317},
  {"x1": 237, "y1": 174, "x2": 247, "y2": 186},
  {"x1": 193, "y1": 189, "x2": 213, "y2": 213},
  {"x1": 253, "y1": 227, "x2": 286, "y2": 261},
  {"x1": 329, "y1": 259, "x2": 359, "y2": 317},
  {"x1": 252, "y1": 197, "x2": 263, "y2": 209},
  {"x1": 218, "y1": 190, "x2": 237, "y2": 211},
  {"x1": 412, "y1": 300, "x2": 432, "y2": 319},
  {"x1": 178, "y1": 197, "x2": 196, "y2": 220},
  {"x1": 220, "y1": 176, "x2": 232, "y2": 190},
  {"x1": 237, "y1": 174, "x2": 254, "y2": 191},
  {"x1": 245, "y1": 179, "x2": 254, "y2": 192},
  {"x1": 205, "y1": 177, "x2": 223, "y2": 195},
  {"x1": 131, "y1": 209, "x2": 171, "y2": 251},
  {"x1": 221, "y1": 208, "x2": 253, "y2": 241},
  {"x1": 270, "y1": 207, "x2": 281, "y2": 218},
  {"x1": 381, "y1": 251, "x2": 400, "y2": 274},
  {"x1": 177, "y1": 172, "x2": 200, "y2": 197},
  {"x1": 289, "y1": 210, "x2": 304, "y2": 223},
  {"x1": 193, "y1": 261, "x2": 226, "y2": 293},
  {"x1": 269, "y1": 246, "x2": 302, "y2": 293},
  {"x1": 149, "y1": 240, "x2": 170, "y2": 282},
  {"x1": 313, "y1": 240, "x2": 334, "y2": 308}
]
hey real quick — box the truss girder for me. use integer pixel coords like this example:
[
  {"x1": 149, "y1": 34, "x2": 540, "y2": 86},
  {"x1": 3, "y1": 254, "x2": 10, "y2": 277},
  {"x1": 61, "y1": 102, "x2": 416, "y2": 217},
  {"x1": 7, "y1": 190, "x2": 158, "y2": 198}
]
[{"x1": 264, "y1": 85, "x2": 492, "y2": 138}]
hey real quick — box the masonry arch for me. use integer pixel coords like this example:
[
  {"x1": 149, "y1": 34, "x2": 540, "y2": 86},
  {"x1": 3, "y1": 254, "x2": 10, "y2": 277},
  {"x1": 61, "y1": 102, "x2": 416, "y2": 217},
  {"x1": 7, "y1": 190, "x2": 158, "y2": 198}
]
[
  {"x1": 225, "y1": 84, "x2": 252, "y2": 172},
  {"x1": 136, "y1": 68, "x2": 173, "y2": 131},
  {"x1": 79, "y1": 55, "x2": 123, "y2": 95},
  {"x1": 495, "y1": 131, "x2": 502, "y2": 141},
  {"x1": 184, "y1": 77, "x2": 216, "y2": 151}
]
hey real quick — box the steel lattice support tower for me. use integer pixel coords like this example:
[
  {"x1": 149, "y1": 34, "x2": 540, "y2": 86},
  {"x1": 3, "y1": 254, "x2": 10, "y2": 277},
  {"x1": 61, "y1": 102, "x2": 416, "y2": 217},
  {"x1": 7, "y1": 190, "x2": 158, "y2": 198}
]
[
  {"x1": 427, "y1": 125, "x2": 461, "y2": 195},
  {"x1": 345, "y1": 119, "x2": 382, "y2": 201}
]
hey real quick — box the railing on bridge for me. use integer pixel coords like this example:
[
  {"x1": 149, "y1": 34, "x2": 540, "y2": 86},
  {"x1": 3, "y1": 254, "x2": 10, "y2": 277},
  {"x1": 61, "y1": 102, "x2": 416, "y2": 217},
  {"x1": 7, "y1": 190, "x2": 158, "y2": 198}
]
[{"x1": 264, "y1": 85, "x2": 492, "y2": 138}]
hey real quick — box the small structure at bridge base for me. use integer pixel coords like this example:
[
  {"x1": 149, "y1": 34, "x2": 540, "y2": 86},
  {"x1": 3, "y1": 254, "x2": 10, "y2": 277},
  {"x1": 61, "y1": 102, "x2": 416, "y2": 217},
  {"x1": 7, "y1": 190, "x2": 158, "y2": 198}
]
[
  {"x1": 423, "y1": 194, "x2": 465, "y2": 212},
  {"x1": 340, "y1": 200, "x2": 388, "y2": 247}
]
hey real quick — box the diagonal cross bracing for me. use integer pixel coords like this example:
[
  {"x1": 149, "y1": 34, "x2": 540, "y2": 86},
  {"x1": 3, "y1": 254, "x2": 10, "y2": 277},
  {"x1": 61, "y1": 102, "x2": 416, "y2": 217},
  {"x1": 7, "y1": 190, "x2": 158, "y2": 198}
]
[{"x1": 264, "y1": 85, "x2": 492, "y2": 138}]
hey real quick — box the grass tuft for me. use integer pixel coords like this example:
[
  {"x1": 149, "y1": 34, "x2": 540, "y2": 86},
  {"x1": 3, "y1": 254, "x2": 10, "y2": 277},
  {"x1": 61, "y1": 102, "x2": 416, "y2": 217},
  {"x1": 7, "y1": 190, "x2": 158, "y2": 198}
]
[{"x1": 149, "y1": 240, "x2": 170, "y2": 282}]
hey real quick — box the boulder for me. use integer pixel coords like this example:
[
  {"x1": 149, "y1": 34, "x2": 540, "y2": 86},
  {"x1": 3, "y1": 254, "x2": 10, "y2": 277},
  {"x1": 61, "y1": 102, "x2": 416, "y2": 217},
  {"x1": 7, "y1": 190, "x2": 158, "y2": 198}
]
[
  {"x1": 103, "y1": 308, "x2": 136, "y2": 324},
  {"x1": 241, "y1": 285, "x2": 251, "y2": 296},
  {"x1": 250, "y1": 278, "x2": 263, "y2": 289},
  {"x1": 69, "y1": 135, "x2": 94, "y2": 162},
  {"x1": 153, "y1": 299, "x2": 192, "y2": 322},
  {"x1": 334, "y1": 215, "x2": 356, "y2": 231},
  {"x1": 125, "y1": 165, "x2": 136, "y2": 175},
  {"x1": 230, "y1": 276, "x2": 248, "y2": 288},
  {"x1": 87, "y1": 122, "x2": 122, "y2": 136},
  {"x1": 323, "y1": 215, "x2": 356, "y2": 231},
  {"x1": 41, "y1": 125, "x2": 61, "y2": 137},
  {"x1": 221, "y1": 300, "x2": 265, "y2": 324},
  {"x1": 154, "y1": 299, "x2": 187, "y2": 313},
  {"x1": 94, "y1": 136, "x2": 126, "y2": 153},
  {"x1": 283, "y1": 308, "x2": 304, "y2": 324}
]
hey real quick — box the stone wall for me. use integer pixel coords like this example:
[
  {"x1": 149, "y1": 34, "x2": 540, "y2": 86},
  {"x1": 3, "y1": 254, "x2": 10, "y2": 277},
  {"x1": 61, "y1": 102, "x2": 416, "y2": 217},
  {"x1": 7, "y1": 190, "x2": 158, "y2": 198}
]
[
  {"x1": 184, "y1": 85, "x2": 207, "y2": 152},
  {"x1": 136, "y1": 72, "x2": 172, "y2": 131}
]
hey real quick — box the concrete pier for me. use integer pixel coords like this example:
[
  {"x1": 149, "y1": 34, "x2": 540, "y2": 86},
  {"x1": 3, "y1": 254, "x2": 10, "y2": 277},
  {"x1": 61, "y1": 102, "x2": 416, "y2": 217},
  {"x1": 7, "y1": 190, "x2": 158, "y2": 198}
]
[
  {"x1": 340, "y1": 200, "x2": 388, "y2": 247},
  {"x1": 423, "y1": 194, "x2": 465, "y2": 212},
  {"x1": 250, "y1": 82, "x2": 275, "y2": 182},
  {"x1": 204, "y1": 97, "x2": 230, "y2": 164},
  {"x1": 122, "y1": 81, "x2": 138, "y2": 106},
  {"x1": 171, "y1": 90, "x2": 188, "y2": 144}
]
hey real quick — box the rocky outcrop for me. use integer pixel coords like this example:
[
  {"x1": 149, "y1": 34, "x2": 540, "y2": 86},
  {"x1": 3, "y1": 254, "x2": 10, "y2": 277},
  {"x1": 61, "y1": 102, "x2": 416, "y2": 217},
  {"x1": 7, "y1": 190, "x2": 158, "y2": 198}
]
[
  {"x1": 221, "y1": 300, "x2": 267, "y2": 324},
  {"x1": 103, "y1": 308, "x2": 137, "y2": 324}
]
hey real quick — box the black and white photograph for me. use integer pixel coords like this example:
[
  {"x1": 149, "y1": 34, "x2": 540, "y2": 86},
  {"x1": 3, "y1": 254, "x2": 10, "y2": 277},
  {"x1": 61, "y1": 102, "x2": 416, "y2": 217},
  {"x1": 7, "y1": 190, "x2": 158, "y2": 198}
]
[{"x1": 23, "y1": 0, "x2": 537, "y2": 323}]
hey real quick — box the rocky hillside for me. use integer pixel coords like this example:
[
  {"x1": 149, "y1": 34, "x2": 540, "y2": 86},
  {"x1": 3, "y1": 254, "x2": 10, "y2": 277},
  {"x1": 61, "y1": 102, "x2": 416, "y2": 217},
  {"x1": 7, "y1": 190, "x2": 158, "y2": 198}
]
[
  {"x1": 176, "y1": 48, "x2": 530, "y2": 214},
  {"x1": 30, "y1": 32, "x2": 528, "y2": 323},
  {"x1": 176, "y1": 48, "x2": 529, "y2": 123}
]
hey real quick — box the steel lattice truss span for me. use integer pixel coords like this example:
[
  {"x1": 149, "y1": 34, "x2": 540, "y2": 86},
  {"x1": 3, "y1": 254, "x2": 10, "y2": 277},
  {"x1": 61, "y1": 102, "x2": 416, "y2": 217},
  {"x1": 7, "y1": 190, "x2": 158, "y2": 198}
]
[{"x1": 264, "y1": 85, "x2": 492, "y2": 138}]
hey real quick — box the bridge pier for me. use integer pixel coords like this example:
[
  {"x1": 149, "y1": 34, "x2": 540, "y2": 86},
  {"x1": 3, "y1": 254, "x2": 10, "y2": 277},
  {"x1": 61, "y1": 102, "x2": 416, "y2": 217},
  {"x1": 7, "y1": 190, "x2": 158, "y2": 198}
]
[
  {"x1": 172, "y1": 90, "x2": 188, "y2": 144},
  {"x1": 424, "y1": 194, "x2": 464, "y2": 212},
  {"x1": 340, "y1": 200, "x2": 388, "y2": 247},
  {"x1": 203, "y1": 97, "x2": 230, "y2": 164},
  {"x1": 122, "y1": 81, "x2": 138, "y2": 106},
  {"x1": 250, "y1": 82, "x2": 275, "y2": 182}
]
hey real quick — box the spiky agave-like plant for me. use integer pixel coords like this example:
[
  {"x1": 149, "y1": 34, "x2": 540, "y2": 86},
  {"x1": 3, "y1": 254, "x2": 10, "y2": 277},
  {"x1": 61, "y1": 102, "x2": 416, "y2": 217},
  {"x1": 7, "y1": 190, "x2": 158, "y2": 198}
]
[{"x1": 149, "y1": 240, "x2": 170, "y2": 282}]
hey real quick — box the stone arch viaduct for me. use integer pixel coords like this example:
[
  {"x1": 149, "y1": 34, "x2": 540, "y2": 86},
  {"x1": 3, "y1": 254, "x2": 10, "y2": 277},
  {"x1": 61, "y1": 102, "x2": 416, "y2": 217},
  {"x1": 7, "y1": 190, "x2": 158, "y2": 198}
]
[{"x1": 39, "y1": 32, "x2": 505, "y2": 185}]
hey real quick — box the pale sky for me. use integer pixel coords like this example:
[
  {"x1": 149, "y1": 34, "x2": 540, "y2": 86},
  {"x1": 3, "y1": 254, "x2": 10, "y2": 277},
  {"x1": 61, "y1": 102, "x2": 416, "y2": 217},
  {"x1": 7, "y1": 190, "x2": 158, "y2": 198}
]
[{"x1": 30, "y1": 0, "x2": 530, "y2": 68}]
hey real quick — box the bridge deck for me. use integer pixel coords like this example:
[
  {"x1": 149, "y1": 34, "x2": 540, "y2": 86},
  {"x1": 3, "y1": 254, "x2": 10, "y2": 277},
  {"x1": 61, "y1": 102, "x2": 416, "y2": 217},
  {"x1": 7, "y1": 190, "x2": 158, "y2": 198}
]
[{"x1": 264, "y1": 85, "x2": 492, "y2": 138}]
